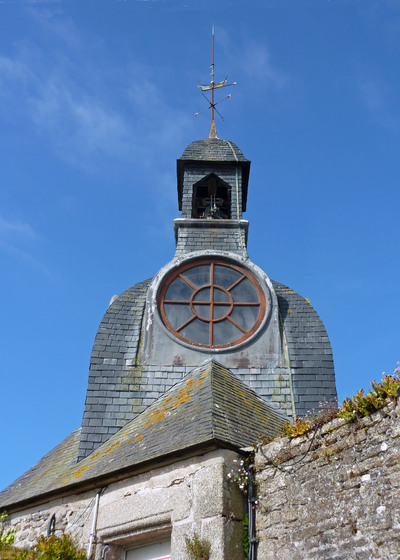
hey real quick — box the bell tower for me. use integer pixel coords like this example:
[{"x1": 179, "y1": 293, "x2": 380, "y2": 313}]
[{"x1": 175, "y1": 137, "x2": 250, "y2": 257}]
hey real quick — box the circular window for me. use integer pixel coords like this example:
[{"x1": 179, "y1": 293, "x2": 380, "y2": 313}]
[{"x1": 158, "y1": 259, "x2": 266, "y2": 349}]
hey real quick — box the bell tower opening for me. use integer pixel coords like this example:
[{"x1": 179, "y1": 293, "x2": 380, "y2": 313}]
[{"x1": 192, "y1": 173, "x2": 231, "y2": 219}]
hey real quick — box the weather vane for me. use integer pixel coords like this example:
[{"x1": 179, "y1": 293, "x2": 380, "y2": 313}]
[{"x1": 195, "y1": 26, "x2": 237, "y2": 138}]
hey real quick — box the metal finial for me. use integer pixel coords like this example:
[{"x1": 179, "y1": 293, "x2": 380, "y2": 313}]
[{"x1": 195, "y1": 26, "x2": 237, "y2": 138}]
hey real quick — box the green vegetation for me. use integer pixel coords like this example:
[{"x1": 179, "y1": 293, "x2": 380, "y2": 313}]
[
  {"x1": 0, "y1": 511, "x2": 16, "y2": 546},
  {"x1": 185, "y1": 532, "x2": 211, "y2": 560},
  {"x1": 282, "y1": 404, "x2": 339, "y2": 438},
  {"x1": 339, "y1": 373, "x2": 400, "y2": 421},
  {"x1": 282, "y1": 369, "x2": 400, "y2": 439},
  {"x1": 0, "y1": 533, "x2": 87, "y2": 560},
  {"x1": 241, "y1": 513, "x2": 249, "y2": 559}
]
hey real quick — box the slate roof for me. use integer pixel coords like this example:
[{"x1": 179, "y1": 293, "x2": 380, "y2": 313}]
[
  {"x1": 0, "y1": 360, "x2": 285, "y2": 512},
  {"x1": 78, "y1": 278, "x2": 151, "y2": 461},
  {"x1": 272, "y1": 281, "x2": 336, "y2": 417},
  {"x1": 180, "y1": 138, "x2": 248, "y2": 162}
]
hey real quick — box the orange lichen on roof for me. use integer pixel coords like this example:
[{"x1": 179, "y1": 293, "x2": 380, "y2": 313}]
[
  {"x1": 144, "y1": 403, "x2": 170, "y2": 428},
  {"x1": 72, "y1": 465, "x2": 90, "y2": 479},
  {"x1": 150, "y1": 407, "x2": 167, "y2": 417},
  {"x1": 172, "y1": 394, "x2": 191, "y2": 407},
  {"x1": 171, "y1": 385, "x2": 194, "y2": 407},
  {"x1": 145, "y1": 412, "x2": 166, "y2": 428},
  {"x1": 197, "y1": 379, "x2": 204, "y2": 387},
  {"x1": 140, "y1": 381, "x2": 199, "y2": 427},
  {"x1": 104, "y1": 441, "x2": 121, "y2": 454},
  {"x1": 134, "y1": 436, "x2": 143, "y2": 442}
]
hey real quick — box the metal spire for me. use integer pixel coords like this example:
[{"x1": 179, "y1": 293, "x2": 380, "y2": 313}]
[{"x1": 195, "y1": 26, "x2": 236, "y2": 138}]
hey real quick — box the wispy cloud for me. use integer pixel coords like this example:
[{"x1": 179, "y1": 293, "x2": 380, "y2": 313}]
[
  {"x1": 358, "y1": 76, "x2": 400, "y2": 130},
  {"x1": 0, "y1": 215, "x2": 48, "y2": 273},
  {"x1": 216, "y1": 27, "x2": 288, "y2": 91},
  {"x1": 27, "y1": 6, "x2": 81, "y2": 48},
  {"x1": 360, "y1": 78, "x2": 387, "y2": 112},
  {"x1": 0, "y1": 54, "x2": 31, "y2": 82},
  {"x1": 125, "y1": 70, "x2": 193, "y2": 162},
  {"x1": 239, "y1": 42, "x2": 287, "y2": 89},
  {"x1": 29, "y1": 77, "x2": 134, "y2": 165},
  {"x1": 0, "y1": 215, "x2": 36, "y2": 239},
  {"x1": 0, "y1": 7, "x2": 193, "y2": 172}
]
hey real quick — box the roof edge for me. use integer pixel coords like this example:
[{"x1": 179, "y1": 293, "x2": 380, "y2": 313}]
[{"x1": 1, "y1": 439, "x2": 243, "y2": 514}]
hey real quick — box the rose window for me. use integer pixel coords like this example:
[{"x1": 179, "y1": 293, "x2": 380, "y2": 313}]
[{"x1": 158, "y1": 259, "x2": 266, "y2": 349}]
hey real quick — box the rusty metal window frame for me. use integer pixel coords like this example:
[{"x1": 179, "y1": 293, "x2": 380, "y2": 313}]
[{"x1": 158, "y1": 258, "x2": 266, "y2": 349}]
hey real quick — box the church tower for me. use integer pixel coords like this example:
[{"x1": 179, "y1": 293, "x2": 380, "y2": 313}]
[
  {"x1": 73, "y1": 36, "x2": 336, "y2": 461},
  {"x1": 77, "y1": 131, "x2": 336, "y2": 461}
]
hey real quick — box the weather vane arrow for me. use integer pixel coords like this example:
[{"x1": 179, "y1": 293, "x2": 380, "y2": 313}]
[{"x1": 195, "y1": 25, "x2": 237, "y2": 138}]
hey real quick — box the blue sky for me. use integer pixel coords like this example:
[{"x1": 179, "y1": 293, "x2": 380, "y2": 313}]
[{"x1": 1, "y1": 0, "x2": 399, "y2": 491}]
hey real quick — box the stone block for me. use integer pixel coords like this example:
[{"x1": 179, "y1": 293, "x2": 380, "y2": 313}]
[
  {"x1": 201, "y1": 516, "x2": 243, "y2": 560},
  {"x1": 193, "y1": 462, "x2": 226, "y2": 520}
]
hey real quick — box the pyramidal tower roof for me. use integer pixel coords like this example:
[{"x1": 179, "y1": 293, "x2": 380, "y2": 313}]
[{"x1": 0, "y1": 360, "x2": 285, "y2": 511}]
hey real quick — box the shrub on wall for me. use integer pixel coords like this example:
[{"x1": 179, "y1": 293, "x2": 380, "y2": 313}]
[
  {"x1": 185, "y1": 533, "x2": 211, "y2": 560},
  {"x1": 282, "y1": 367, "x2": 400, "y2": 439},
  {"x1": 0, "y1": 533, "x2": 87, "y2": 560}
]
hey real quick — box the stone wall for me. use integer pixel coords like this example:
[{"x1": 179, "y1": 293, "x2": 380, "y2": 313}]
[
  {"x1": 255, "y1": 400, "x2": 400, "y2": 559},
  {"x1": 5, "y1": 493, "x2": 93, "y2": 550},
  {"x1": 6, "y1": 449, "x2": 245, "y2": 560}
]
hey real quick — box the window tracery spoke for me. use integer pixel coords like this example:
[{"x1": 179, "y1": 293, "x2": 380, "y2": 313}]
[
  {"x1": 227, "y1": 274, "x2": 246, "y2": 292},
  {"x1": 179, "y1": 273, "x2": 197, "y2": 290},
  {"x1": 226, "y1": 315, "x2": 247, "y2": 334},
  {"x1": 176, "y1": 314, "x2": 197, "y2": 333}
]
